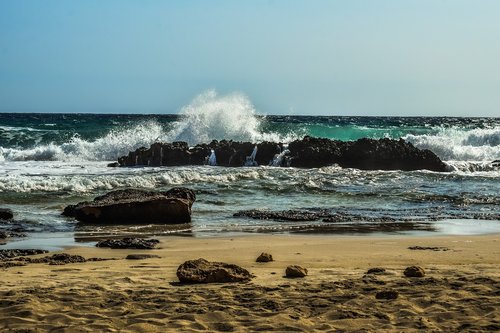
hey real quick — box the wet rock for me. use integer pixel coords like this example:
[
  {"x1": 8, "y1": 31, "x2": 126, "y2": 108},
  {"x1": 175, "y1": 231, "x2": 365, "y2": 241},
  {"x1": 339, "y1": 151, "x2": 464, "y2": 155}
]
[
  {"x1": 0, "y1": 208, "x2": 14, "y2": 221},
  {"x1": 126, "y1": 254, "x2": 161, "y2": 260},
  {"x1": 0, "y1": 249, "x2": 48, "y2": 260},
  {"x1": 176, "y1": 258, "x2": 253, "y2": 283},
  {"x1": 96, "y1": 238, "x2": 160, "y2": 250},
  {"x1": 115, "y1": 137, "x2": 447, "y2": 172},
  {"x1": 256, "y1": 253, "x2": 273, "y2": 263},
  {"x1": 107, "y1": 162, "x2": 120, "y2": 167},
  {"x1": 376, "y1": 290, "x2": 399, "y2": 300},
  {"x1": 404, "y1": 265, "x2": 426, "y2": 278},
  {"x1": 285, "y1": 265, "x2": 308, "y2": 278},
  {"x1": 0, "y1": 231, "x2": 27, "y2": 239},
  {"x1": 62, "y1": 187, "x2": 195, "y2": 224},
  {"x1": 234, "y1": 210, "x2": 325, "y2": 222}
]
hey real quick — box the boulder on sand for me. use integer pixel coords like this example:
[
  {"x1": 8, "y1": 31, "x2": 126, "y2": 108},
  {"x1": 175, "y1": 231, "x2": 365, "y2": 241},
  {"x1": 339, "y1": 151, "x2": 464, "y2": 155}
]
[
  {"x1": 176, "y1": 258, "x2": 253, "y2": 283},
  {"x1": 285, "y1": 265, "x2": 308, "y2": 278},
  {"x1": 62, "y1": 187, "x2": 195, "y2": 224}
]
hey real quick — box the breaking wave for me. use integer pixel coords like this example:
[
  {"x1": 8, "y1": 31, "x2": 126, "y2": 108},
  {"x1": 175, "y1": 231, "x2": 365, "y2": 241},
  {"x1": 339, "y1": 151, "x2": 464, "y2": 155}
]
[
  {"x1": 165, "y1": 90, "x2": 297, "y2": 144},
  {"x1": 0, "y1": 91, "x2": 297, "y2": 162},
  {"x1": 404, "y1": 127, "x2": 500, "y2": 162}
]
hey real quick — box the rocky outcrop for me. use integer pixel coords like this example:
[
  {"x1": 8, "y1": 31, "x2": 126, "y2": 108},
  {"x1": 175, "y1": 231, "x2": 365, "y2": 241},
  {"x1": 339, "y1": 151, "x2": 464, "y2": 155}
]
[
  {"x1": 0, "y1": 208, "x2": 13, "y2": 220},
  {"x1": 62, "y1": 188, "x2": 195, "y2": 224},
  {"x1": 115, "y1": 136, "x2": 447, "y2": 172},
  {"x1": 176, "y1": 258, "x2": 253, "y2": 283},
  {"x1": 0, "y1": 249, "x2": 48, "y2": 260},
  {"x1": 96, "y1": 238, "x2": 160, "y2": 249}
]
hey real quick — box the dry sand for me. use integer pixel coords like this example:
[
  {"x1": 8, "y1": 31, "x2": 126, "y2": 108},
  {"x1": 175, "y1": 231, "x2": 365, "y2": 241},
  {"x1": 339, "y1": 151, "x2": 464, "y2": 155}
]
[{"x1": 0, "y1": 234, "x2": 499, "y2": 332}]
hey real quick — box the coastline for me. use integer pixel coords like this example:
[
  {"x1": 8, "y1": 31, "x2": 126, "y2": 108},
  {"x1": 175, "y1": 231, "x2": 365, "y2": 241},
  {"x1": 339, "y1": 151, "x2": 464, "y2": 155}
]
[{"x1": 1, "y1": 233, "x2": 498, "y2": 332}]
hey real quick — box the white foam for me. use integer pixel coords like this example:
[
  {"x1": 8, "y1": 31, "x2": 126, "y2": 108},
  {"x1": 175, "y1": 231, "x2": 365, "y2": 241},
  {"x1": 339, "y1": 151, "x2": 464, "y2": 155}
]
[
  {"x1": 0, "y1": 121, "x2": 164, "y2": 162},
  {"x1": 404, "y1": 127, "x2": 500, "y2": 162},
  {"x1": 165, "y1": 90, "x2": 297, "y2": 145},
  {"x1": 0, "y1": 91, "x2": 298, "y2": 162}
]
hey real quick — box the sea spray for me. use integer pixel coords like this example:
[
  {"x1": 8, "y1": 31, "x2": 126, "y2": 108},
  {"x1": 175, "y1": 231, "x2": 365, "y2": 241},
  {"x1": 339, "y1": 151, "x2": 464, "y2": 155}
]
[{"x1": 165, "y1": 90, "x2": 298, "y2": 145}]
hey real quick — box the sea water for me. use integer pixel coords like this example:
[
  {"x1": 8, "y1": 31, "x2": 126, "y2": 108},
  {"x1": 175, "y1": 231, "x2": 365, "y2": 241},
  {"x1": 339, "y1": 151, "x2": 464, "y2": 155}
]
[{"x1": 0, "y1": 91, "x2": 499, "y2": 247}]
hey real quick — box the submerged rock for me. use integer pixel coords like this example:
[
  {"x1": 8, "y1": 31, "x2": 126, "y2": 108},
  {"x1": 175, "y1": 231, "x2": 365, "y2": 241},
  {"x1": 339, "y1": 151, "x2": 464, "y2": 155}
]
[
  {"x1": 96, "y1": 238, "x2": 160, "y2": 249},
  {"x1": 0, "y1": 208, "x2": 14, "y2": 221},
  {"x1": 62, "y1": 187, "x2": 195, "y2": 224},
  {"x1": 176, "y1": 258, "x2": 253, "y2": 283}
]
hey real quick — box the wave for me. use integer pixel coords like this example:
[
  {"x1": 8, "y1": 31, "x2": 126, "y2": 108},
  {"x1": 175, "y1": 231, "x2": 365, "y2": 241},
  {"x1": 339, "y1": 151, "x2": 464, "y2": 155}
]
[
  {"x1": 404, "y1": 127, "x2": 500, "y2": 162},
  {"x1": 0, "y1": 91, "x2": 297, "y2": 162},
  {"x1": 164, "y1": 90, "x2": 298, "y2": 144},
  {"x1": 1, "y1": 121, "x2": 164, "y2": 162}
]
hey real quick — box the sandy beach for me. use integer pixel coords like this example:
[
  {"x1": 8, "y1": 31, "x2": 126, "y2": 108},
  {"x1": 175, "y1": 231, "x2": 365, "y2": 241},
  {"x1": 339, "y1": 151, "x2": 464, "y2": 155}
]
[{"x1": 0, "y1": 234, "x2": 498, "y2": 332}]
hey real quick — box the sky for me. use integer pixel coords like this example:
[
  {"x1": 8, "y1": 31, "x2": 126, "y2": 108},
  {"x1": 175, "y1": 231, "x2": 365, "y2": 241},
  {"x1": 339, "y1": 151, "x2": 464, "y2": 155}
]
[{"x1": 0, "y1": 0, "x2": 499, "y2": 116}]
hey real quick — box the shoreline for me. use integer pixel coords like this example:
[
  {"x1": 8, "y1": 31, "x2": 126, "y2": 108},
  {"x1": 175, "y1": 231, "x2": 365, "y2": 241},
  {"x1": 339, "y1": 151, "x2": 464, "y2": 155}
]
[{"x1": 1, "y1": 233, "x2": 498, "y2": 331}]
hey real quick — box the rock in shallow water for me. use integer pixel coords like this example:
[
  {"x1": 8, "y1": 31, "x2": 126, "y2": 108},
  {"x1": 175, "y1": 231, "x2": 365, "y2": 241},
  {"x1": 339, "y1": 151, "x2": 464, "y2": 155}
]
[
  {"x1": 0, "y1": 208, "x2": 14, "y2": 221},
  {"x1": 63, "y1": 187, "x2": 195, "y2": 224},
  {"x1": 176, "y1": 258, "x2": 253, "y2": 283},
  {"x1": 115, "y1": 136, "x2": 447, "y2": 172}
]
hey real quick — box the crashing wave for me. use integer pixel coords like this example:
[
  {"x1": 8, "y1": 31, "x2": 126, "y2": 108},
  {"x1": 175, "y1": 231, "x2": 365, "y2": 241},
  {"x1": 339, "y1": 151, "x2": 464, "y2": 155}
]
[{"x1": 404, "y1": 127, "x2": 500, "y2": 162}]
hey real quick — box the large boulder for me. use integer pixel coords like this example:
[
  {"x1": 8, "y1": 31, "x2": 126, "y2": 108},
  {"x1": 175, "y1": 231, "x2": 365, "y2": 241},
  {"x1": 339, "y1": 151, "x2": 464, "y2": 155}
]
[
  {"x1": 63, "y1": 188, "x2": 195, "y2": 224},
  {"x1": 176, "y1": 258, "x2": 253, "y2": 283}
]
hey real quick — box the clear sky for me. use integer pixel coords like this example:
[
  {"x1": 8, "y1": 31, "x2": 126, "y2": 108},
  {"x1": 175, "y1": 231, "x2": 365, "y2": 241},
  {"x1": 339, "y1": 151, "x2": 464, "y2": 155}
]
[{"x1": 0, "y1": 0, "x2": 499, "y2": 116}]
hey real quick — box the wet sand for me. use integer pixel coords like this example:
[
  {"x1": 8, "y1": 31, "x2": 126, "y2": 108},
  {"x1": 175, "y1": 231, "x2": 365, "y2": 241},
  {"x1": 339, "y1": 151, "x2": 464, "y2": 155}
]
[{"x1": 0, "y1": 234, "x2": 499, "y2": 332}]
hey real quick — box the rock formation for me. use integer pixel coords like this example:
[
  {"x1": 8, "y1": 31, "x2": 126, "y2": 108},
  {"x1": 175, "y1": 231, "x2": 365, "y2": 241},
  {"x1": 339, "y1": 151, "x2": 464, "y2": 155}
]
[
  {"x1": 115, "y1": 136, "x2": 447, "y2": 172},
  {"x1": 63, "y1": 188, "x2": 195, "y2": 224}
]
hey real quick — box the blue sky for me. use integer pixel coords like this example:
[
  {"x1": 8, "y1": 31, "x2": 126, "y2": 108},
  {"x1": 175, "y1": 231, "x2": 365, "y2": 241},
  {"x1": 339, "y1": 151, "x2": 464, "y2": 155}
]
[{"x1": 0, "y1": 0, "x2": 499, "y2": 116}]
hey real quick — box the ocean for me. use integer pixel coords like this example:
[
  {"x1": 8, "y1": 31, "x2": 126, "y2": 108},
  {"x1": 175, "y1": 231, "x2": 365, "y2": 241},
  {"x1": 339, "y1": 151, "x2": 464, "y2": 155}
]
[{"x1": 1, "y1": 94, "x2": 499, "y2": 247}]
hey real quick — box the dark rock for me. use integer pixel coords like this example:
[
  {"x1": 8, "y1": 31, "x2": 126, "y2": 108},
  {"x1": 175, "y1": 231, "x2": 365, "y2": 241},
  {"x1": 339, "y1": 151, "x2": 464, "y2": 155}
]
[
  {"x1": 0, "y1": 249, "x2": 48, "y2": 260},
  {"x1": 256, "y1": 252, "x2": 273, "y2": 262},
  {"x1": 96, "y1": 238, "x2": 160, "y2": 249},
  {"x1": 408, "y1": 246, "x2": 450, "y2": 251},
  {"x1": 115, "y1": 137, "x2": 447, "y2": 172},
  {"x1": 126, "y1": 254, "x2": 161, "y2": 260},
  {"x1": 62, "y1": 187, "x2": 195, "y2": 224},
  {"x1": 404, "y1": 265, "x2": 426, "y2": 278},
  {"x1": 176, "y1": 258, "x2": 253, "y2": 283},
  {"x1": 0, "y1": 231, "x2": 27, "y2": 239},
  {"x1": 234, "y1": 210, "x2": 324, "y2": 222},
  {"x1": 0, "y1": 208, "x2": 14, "y2": 220},
  {"x1": 366, "y1": 267, "x2": 386, "y2": 275},
  {"x1": 285, "y1": 265, "x2": 308, "y2": 278},
  {"x1": 21, "y1": 253, "x2": 87, "y2": 265},
  {"x1": 376, "y1": 290, "x2": 399, "y2": 300}
]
